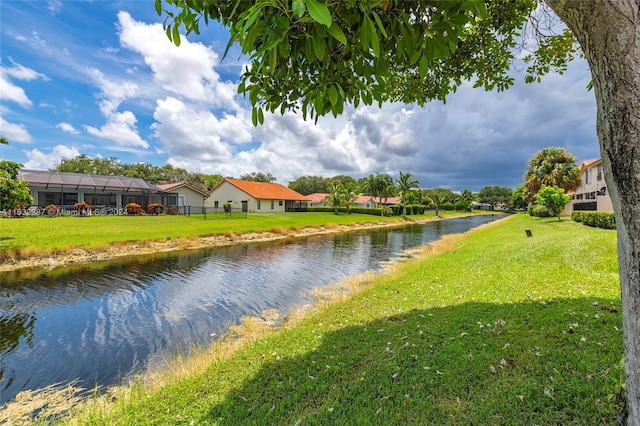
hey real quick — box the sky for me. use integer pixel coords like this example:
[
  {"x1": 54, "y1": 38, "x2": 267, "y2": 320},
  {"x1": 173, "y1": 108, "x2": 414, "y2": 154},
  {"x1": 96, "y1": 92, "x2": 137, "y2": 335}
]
[{"x1": 0, "y1": 1, "x2": 600, "y2": 191}]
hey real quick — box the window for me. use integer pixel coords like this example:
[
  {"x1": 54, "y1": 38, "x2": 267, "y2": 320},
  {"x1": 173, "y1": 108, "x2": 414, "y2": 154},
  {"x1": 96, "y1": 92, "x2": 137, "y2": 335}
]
[
  {"x1": 214, "y1": 201, "x2": 219, "y2": 208},
  {"x1": 257, "y1": 199, "x2": 261, "y2": 209},
  {"x1": 597, "y1": 165, "x2": 603, "y2": 181},
  {"x1": 177, "y1": 195, "x2": 185, "y2": 206},
  {"x1": 279, "y1": 200, "x2": 283, "y2": 206},
  {"x1": 270, "y1": 200, "x2": 274, "y2": 209},
  {"x1": 585, "y1": 169, "x2": 592, "y2": 184}
]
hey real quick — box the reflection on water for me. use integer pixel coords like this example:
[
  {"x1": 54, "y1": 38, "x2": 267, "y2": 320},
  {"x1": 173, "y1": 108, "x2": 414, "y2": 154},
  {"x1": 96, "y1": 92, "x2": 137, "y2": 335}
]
[{"x1": 0, "y1": 215, "x2": 502, "y2": 404}]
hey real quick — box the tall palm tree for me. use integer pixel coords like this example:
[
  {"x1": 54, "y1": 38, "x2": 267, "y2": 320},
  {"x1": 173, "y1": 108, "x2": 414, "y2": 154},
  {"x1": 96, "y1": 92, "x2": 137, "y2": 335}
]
[
  {"x1": 376, "y1": 173, "x2": 394, "y2": 206},
  {"x1": 524, "y1": 147, "x2": 581, "y2": 202},
  {"x1": 425, "y1": 192, "x2": 447, "y2": 217},
  {"x1": 395, "y1": 171, "x2": 420, "y2": 217},
  {"x1": 342, "y1": 181, "x2": 359, "y2": 214},
  {"x1": 360, "y1": 174, "x2": 378, "y2": 199},
  {"x1": 325, "y1": 183, "x2": 344, "y2": 215}
]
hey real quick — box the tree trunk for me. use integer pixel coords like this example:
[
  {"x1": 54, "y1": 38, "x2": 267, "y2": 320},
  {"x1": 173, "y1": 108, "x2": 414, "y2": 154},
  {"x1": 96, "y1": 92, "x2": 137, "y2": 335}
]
[{"x1": 546, "y1": 1, "x2": 640, "y2": 423}]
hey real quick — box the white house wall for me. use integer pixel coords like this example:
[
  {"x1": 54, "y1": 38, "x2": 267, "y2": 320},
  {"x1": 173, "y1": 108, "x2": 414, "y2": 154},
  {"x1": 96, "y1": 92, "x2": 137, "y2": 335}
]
[{"x1": 206, "y1": 181, "x2": 289, "y2": 213}]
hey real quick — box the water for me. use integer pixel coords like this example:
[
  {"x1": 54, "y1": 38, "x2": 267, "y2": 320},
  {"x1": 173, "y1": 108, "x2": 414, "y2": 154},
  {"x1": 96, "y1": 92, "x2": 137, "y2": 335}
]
[{"x1": 0, "y1": 215, "x2": 503, "y2": 404}]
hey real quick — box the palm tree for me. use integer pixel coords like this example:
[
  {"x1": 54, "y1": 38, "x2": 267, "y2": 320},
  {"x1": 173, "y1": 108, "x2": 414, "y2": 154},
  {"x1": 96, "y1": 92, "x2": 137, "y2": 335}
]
[
  {"x1": 424, "y1": 192, "x2": 447, "y2": 217},
  {"x1": 395, "y1": 171, "x2": 420, "y2": 217},
  {"x1": 360, "y1": 174, "x2": 378, "y2": 200},
  {"x1": 325, "y1": 183, "x2": 344, "y2": 215},
  {"x1": 342, "y1": 181, "x2": 359, "y2": 214},
  {"x1": 524, "y1": 147, "x2": 581, "y2": 202},
  {"x1": 376, "y1": 173, "x2": 395, "y2": 206}
]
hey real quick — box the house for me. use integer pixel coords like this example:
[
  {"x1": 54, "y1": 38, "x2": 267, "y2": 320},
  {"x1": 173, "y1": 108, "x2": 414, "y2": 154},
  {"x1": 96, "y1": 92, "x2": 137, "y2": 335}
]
[
  {"x1": 567, "y1": 158, "x2": 613, "y2": 213},
  {"x1": 205, "y1": 179, "x2": 309, "y2": 213},
  {"x1": 306, "y1": 193, "x2": 329, "y2": 207},
  {"x1": 17, "y1": 169, "x2": 170, "y2": 210},
  {"x1": 156, "y1": 182, "x2": 208, "y2": 209}
]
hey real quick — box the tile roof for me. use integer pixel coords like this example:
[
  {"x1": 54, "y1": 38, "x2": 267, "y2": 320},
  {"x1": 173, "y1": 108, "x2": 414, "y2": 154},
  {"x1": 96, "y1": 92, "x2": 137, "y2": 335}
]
[
  {"x1": 581, "y1": 159, "x2": 601, "y2": 169},
  {"x1": 306, "y1": 193, "x2": 329, "y2": 203},
  {"x1": 156, "y1": 181, "x2": 208, "y2": 196},
  {"x1": 222, "y1": 179, "x2": 309, "y2": 201}
]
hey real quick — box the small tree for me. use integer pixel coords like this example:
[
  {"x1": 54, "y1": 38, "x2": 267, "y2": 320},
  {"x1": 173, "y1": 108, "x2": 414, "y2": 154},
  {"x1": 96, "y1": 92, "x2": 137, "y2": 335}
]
[
  {"x1": 0, "y1": 161, "x2": 33, "y2": 211},
  {"x1": 535, "y1": 185, "x2": 572, "y2": 221}
]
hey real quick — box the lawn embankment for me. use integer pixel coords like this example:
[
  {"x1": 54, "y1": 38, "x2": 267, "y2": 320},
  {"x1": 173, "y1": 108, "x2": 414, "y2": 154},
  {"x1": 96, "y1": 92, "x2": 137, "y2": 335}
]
[
  {"x1": 0, "y1": 211, "x2": 471, "y2": 271},
  {"x1": 53, "y1": 214, "x2": 622, "y2": 425}
]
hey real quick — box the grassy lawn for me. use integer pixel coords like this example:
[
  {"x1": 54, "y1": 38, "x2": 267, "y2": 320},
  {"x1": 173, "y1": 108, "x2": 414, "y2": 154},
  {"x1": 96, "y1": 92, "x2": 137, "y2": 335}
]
[
  {"x1": 54, "y1": 214, "x2": 623, "y2": 425},
  {"x1": 0, "y1": 211, "x2": 467, "y2": 257}
]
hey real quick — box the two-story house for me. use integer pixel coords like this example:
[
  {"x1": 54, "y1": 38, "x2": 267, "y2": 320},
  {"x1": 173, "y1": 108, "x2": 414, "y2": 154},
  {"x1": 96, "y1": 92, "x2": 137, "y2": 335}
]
[{"x1": 569, "y1": 158, "x2": 613, "y2": 212}]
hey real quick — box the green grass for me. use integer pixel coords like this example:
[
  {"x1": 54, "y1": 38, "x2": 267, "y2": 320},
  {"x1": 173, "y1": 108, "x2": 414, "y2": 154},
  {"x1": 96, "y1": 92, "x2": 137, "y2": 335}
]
[
  {"x1": 57, "y1": 214, "x2": 623, "y2": 425},
  {"x1": 0, "y1": 212, "x2": 466, "y2": 256}
]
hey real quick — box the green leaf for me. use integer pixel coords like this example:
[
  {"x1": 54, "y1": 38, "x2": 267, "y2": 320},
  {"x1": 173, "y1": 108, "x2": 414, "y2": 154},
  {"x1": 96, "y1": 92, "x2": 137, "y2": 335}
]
[
  {"x1": 306, "y1": 0, "x2": 332, "y2": 27},
  {"x1": 371, "y1": 11, "x2": 388, "y2": 39},
  {"x1": 251, "y1": 107, "x2": 258, "y2": 126},
  {"x1": 154, "y1": 0, "x2": 162, "y2": 16},
  {"x1": 360, "y1": 16, "x2": 371, "y2": 51},
  {"x1": 327, "y1": 22, "x2": 347, "y2": 45},
  {"x1": 292, "y1": 0, "x2": 305, "y2": 18},
  {"x1": 418, "y1": 54, "x2": 428, "y2": 79},
  {"x1": 313, "y1": 35, "x2": 325, "y2": 60},
  {"x1": 328, "y1": 85, "x2": 338, "y2": 106},
  {"x1": 257, "y1": 107, "x2": 264, "y2": 125},
  {"x1": 172, "y1": 25, "x2": 181, "y2": 46}
]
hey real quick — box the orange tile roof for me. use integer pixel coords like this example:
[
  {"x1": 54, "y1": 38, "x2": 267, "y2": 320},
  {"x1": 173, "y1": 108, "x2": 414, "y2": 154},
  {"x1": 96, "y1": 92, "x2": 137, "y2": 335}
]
[
  {"x1": 157, "y1": 182, "x2": 208, "y2": 196},
  {"x1": 306, "y1": 193, "x2": 329, "y2": 203},
  {"x1": 580, "y1": 159, "x2": 601, "y2": 169},
  {"x1": 223, "y1": 179, "x2": 309, "y2": 201}
]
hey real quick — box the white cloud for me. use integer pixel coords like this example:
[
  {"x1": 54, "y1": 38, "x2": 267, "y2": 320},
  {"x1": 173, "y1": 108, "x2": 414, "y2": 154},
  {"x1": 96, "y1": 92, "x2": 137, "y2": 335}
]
[
  {"x1": 117, "y1": 12, "x2": 240, "y2": 110},
  {"x1": 23, "y1": 145, "x2": 81, "y2": 169},
  {"x1": 0, "y1": 62, "x2": 47, "y2": 107},
  {"x1": 85, "y1": 110, "x2": 149, "y2": 149},
  {"x1": 152, "y1": 97, "x2": 241, "y2": 162},
  {"x1": 47, "y1": 0, "x2": 62, "y2": 14},
  {"x1": 0, "y1": 116, "x2": 32, "y2": 143},
  {"x1": 57, "y1": 122, "x2": 79, "y2": 134}
]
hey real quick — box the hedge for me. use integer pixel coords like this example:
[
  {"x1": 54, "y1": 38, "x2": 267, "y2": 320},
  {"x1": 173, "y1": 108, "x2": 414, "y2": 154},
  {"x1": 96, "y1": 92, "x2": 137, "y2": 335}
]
[
  {"x1": 307, "y1": 206, "x2": 392, "y2": 216},
  {"x1": 572, "y1": 211, "x2": 616, "y2": 229}
]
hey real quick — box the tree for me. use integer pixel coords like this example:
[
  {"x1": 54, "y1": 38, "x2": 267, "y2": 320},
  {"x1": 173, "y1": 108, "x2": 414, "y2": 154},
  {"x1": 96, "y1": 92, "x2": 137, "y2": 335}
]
[
  {"x1": 535, "y1": 185, "x2": 571, "y2": 220},
  {"x1": 324, "y1": 182, "x2": 345, "y2": 215},
  {"x1": 239, "y1": 171, "x2": 278, "y2": 183},
  {"x1": 511, "y1": 184, "x2": 529, "y2": 211},
  {"x1": 288, "y1": 175, "x2": 330, "y2": 195},
  {"x1": 0, "y1": 160, "x2": 33, "y2": 210},
  {"x1": 360, "y1": 174, "x2": 379, "y2": 198},
  {"x1": 160, "y1": 1, "x2": 640, "y2": 421},
  {"x1": 395, "y1": 171, "x2": 420, "y2": 217},
  {"x1": 424, "y1": 191, "x2": 447, "y2": 217},
  {"x1": 524, "y1": 147, "x2": 581, "y2": 202},
  {"x1": 478, "y1": 185, "x2": 513, "y2": 210}
]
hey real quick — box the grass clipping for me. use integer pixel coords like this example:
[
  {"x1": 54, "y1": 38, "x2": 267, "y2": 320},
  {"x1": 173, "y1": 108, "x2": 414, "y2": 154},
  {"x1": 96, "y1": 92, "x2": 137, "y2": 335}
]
[{"x1": 0, "y1": 381, "x2": 84, "y2": 425}]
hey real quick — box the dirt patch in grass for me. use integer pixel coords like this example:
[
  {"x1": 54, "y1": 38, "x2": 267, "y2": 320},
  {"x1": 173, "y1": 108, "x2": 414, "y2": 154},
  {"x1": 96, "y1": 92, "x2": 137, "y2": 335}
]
[{"x1": 0, "y1": 217, "x2": 448, "y2": 273}]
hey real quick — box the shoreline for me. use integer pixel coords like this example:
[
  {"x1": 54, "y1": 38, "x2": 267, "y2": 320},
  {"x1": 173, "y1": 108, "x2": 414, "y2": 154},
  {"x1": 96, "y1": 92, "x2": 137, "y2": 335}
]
[{"x1": 1, "y1": 215, "x2": 452, "y2": 273}]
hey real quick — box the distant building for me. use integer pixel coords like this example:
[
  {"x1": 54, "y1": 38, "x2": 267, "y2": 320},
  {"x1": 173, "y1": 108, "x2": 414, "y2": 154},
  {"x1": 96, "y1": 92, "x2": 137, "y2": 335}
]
[
  {"x1": 567, "y1": 158, "x2": 613, "y2": 213},
  {"x1": 206, "y1": 179, "x2": 308, "y2": 213},
  {"x1": 156, "y1": 182, "x2": 208, "y2": 209},
  {"x1": 18, "y1": 169, "x2": 169, "y2": 210}
]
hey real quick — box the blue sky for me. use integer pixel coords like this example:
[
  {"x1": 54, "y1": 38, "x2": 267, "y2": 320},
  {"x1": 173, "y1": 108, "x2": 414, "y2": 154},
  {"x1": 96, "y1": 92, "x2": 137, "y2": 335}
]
[{"x1": 1, "y1": 0, "x2": 600, "y2": 191}]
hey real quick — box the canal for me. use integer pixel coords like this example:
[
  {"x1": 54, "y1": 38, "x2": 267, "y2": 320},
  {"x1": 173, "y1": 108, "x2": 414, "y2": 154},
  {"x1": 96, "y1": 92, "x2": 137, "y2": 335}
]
[{"x1": 0, "y1": 214, "x2": 503, "y2": 404}]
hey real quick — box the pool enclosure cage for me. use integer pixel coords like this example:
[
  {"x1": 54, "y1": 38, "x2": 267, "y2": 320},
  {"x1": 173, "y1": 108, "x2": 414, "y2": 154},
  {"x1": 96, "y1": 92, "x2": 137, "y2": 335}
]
[{"x1": 18, "y1": 170, "x2": 177, "y2": 212}]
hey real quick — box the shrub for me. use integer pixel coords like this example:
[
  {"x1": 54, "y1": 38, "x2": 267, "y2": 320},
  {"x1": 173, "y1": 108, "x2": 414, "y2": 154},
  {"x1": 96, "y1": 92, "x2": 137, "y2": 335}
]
[
  {"x1": 147, "y1": 203, "x2": 164, "y2": 215},
  {"x1": 74, "y1": 201, "x2": 90, "y2": 212},
  {"x1": 572, "y1": 211, "x2": 616, "y2": 229},
  {"x1": 125, "y1": 202, "x2": 142, "y2": 215},
  {"x1": 455, "y1": 200, "x2": 472, "y2": 212},
  {"x1": 442, "y1": 202, "x2": 455, "y2": 211},
  {"x1": 168, "y1": 206, "x2": 178, "y2": 215},
  {"x1": 44, "y1": 204, "x2": 59, "y2": 216},
  {"x1": 531, "y1": 205, "x2": 551, "y2": 217}
]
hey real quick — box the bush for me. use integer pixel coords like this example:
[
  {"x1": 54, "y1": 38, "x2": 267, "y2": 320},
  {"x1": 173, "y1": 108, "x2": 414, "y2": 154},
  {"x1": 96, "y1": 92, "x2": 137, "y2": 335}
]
[
  {"x1": 44, "y1": 204, "x2": 59, "y2": 216},
  {"x1": 572, "y1": 211, "x2": 616, "y2": 229},
  {"x1": 125, "y1": 202, "x2": 142, "y2": 215},
  {"x1": 455, "y1": 200, "x2": 471, "y2": 212},
  {"x1": 531, "y1": 205, "x2": 551, "y2": 217},
  {"x1": 147, "y1": 203, "x2": 164, "y2": 215},
  {"x1": 168, "y1": 206, "x2": 178, "y2": 215},
  {"x1": 74, "y1": 201, "x2": 90, "y2": 212},
  {"x1": 441, "y1": 202, "x2": 455, "y2": 211},
  {"x1": 306, "y1": 206, "x2": 391, "y2": 216}
]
